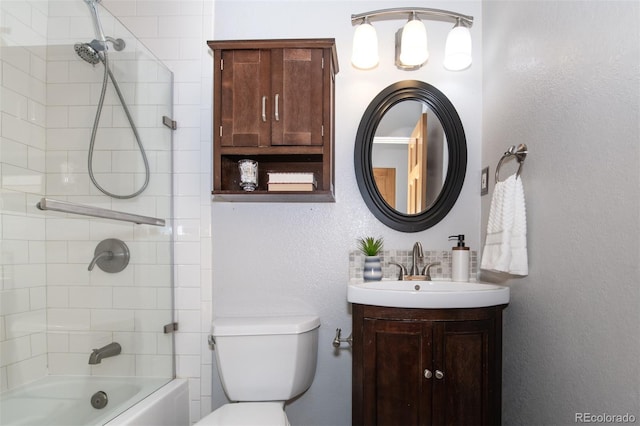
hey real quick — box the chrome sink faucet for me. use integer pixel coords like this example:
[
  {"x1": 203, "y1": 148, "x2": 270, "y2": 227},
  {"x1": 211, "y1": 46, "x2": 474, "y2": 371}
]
[
  {"x1": 88, "y1": 342, "x2": 121, "y2": 365},
  {"x1": 410, "y1": 242, "x2": 424, "y2": 276},
  {"x1": 388, "y1": 242, "x2": 441, "y2": 281}
]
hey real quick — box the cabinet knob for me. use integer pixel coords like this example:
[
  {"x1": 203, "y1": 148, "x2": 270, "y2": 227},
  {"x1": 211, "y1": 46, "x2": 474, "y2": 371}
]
[
  {"x1": 261, "y1": 96, "x2": 267, "y2": 122},
  {"x1": 435, "y1": 370, "x2": 444, "y2": 379},
  {"x1": 424, "y1": 369, "x2": 432, "y2": 379}
]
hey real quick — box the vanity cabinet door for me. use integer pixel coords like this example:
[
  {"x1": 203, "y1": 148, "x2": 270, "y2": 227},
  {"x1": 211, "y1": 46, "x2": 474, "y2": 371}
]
[
  {"x1": 432, "y1": 319, "x2": 498, "y2": 426},
  {"x1": 352, "y1": 304, "x2": 504, "y2": 426},
  {"x1": 361, "y1": 319, "x2": 432, "y2": 425}
]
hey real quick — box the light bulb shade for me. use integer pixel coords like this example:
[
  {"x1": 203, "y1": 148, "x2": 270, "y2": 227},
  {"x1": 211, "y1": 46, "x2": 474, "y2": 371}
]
[
  {"x1": 351, "y1": 22, "x2": 379, "y2": 69},
  {"x1": 399, "y1": 18, "x2": 428, "y2": 66},
  {"x1": 444, "y1": 25, "x2": 472, "y2": 71}
]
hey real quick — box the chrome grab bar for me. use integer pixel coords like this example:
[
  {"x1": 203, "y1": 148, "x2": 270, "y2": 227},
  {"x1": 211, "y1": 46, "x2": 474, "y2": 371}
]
[{"x1": 36, "y1": 197, "x2": 165, "y2": 227}]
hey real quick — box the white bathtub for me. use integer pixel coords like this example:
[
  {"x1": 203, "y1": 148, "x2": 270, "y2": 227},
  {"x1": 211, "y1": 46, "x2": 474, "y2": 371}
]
[{"x1": 0, "y1": 376, "x2": 189, "y2": 426}]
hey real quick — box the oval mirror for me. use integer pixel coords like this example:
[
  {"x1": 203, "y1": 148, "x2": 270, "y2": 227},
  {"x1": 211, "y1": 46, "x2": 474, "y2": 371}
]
[{"x1": 354, "y1": 80, "x2": 467, "y2": 232}]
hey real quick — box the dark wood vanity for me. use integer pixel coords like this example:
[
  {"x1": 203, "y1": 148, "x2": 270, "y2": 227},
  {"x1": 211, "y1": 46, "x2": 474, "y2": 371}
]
[
  {"x1": 207, "y1": 39, "x2": 338, "y2": 202},
  {"x1": 352, "y1": 303, "x2": 507, "y2": 426}
]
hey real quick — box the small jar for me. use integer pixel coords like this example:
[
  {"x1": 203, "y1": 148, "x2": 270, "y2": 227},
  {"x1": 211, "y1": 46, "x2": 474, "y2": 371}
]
[{"x1": 238, "y1": 159, "x2": 258, "y2": 191}]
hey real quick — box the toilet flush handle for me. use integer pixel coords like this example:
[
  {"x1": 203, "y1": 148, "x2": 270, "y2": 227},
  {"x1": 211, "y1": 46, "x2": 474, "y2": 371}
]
[{"x1": 332, "y1": 328, "x2": 353, "y2": 348}]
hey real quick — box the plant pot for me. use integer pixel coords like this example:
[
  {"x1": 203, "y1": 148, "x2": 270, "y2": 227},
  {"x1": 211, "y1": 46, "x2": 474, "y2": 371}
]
[{"x1": 363, "y1": 255, "x2": 383, "y2": 281}]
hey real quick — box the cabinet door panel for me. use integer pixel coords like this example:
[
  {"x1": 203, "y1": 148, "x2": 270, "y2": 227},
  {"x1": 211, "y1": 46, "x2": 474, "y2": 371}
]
[
  {"x1": 272, "y1": 48, "x2": 324, "y2": 146},
  {"x1": 363, "y1": 319, "x2": 432, "y2": 426},
  {"x1": 220, "y1": 50, "x2": 270, "y2": 147},
  {"x1": 433, "y1": 319, "x2": 494, "y2": 426}
]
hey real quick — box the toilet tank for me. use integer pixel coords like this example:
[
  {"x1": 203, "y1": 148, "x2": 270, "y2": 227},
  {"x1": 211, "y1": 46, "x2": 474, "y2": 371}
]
[{"x1": 211, "y1": 314, "x2": 320, "y2": 402}]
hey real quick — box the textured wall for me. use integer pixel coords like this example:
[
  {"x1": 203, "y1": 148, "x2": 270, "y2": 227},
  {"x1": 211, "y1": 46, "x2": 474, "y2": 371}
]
[
  {"x1": 211, "y1": 1, "x2": 482, "y2": 425},
  {"x1": 482, "y1": 1, "x2": 640, "y2": 423}
]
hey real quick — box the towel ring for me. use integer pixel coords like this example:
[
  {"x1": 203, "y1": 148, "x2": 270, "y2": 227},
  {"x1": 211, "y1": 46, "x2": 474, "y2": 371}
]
[{"x1": 495, "y1": 144, "x2": 528, "y2": 183}]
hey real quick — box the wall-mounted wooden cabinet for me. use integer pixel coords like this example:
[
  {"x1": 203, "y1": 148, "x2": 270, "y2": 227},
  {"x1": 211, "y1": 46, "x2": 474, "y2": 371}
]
[
  {"x1": 207, "y1": 39, "x2": 338, "y2": 202},
  {"x1": 352, "y1": 304, "x2": 507, "y2": 426}
]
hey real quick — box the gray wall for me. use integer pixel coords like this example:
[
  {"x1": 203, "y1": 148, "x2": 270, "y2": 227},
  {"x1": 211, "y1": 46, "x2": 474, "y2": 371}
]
[
  {"x1": 482, "y1": 1, "x2": 640, "y2": 423},
  {"x1": 207, "y1": 0, "x2": 640, "y2": 425},
  {"x1": 210, "y1": 1, "x2": 482, "y2": 425}
]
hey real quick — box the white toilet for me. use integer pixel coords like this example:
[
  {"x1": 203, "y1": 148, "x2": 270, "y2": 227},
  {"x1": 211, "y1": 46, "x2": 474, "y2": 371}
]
[{"x1": 195, "y1": 314, "x2": 321, "y2": 426}]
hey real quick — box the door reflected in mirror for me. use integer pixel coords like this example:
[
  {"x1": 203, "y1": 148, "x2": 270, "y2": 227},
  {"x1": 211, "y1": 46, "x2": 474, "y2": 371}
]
[{"x1": 372, "y1": 100, "x2": 448, "y2": 215}]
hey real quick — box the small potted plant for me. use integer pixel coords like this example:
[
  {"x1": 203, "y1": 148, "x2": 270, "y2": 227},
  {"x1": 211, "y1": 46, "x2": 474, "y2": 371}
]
[
  {"x1": 358, "y1": 237, "x2": 384, "y2": 281},
  {"x1": 358, "y1": 236, "x2": 383, "y2": 256}
]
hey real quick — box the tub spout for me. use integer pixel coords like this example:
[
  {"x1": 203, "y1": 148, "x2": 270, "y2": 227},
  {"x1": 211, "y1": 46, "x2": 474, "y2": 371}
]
[{"x1": 89, "y1": 342, "x2": 121, "y2": 365}]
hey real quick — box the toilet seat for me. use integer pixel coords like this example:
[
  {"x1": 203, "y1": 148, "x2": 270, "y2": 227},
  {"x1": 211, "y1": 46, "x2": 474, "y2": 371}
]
[{"x1": 195, "y1": 402, "x2": 290, "y2": 426}]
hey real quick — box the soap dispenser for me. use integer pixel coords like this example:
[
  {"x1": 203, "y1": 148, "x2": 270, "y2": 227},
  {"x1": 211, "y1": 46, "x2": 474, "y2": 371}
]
[{"x1": 449, "y1": 234, "x2": 470, "y2": 282}]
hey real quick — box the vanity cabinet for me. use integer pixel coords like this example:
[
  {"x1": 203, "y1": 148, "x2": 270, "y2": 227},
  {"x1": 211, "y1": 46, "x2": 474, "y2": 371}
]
[
  {"x1": 207, "y1": 39, "x2": 338, "y2": 202},
  {"x1": 352, "y1": 304, "x2": 507, "y2": 426}
]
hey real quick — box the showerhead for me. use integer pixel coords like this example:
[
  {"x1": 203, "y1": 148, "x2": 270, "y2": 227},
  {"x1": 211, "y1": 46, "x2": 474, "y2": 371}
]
[
  {"x1": 74, "y1": 36, "x2": 126, "y2": 65},
  {"x1": 74, "y1": 42, "x2": 101, "y2": 65}
]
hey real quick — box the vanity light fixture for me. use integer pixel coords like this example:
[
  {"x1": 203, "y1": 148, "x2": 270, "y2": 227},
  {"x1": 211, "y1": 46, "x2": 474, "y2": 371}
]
[
  {"x1": 351, "y1": 17, "x2": 379, "y2": 69},
  {"x1": 399, "y1": 12, "x2": 429, "y2": 67},
  {"x1": 443, "y1": 18, "x2": 473, "y2": 71},
  {"x1": 351, "y1": 7, "x2": 474, "y2": 71}
]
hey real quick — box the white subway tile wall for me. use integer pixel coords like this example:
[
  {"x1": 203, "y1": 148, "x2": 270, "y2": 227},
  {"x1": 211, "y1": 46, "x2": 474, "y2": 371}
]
[
  {"x1": 1, "y1": 1, "x2": 213, "y2": 422},
  {"x1": 100, "y1": 0, "x2": 214, "y2": 422},
  {"x1": 1, "y1": 0, "x2": 49, "y2": 392}
]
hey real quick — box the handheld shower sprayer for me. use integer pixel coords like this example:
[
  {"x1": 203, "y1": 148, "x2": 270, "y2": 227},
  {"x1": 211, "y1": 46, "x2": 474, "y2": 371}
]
[
  {"x1": 84, "y1": 0, "x2": 107, "y2": 43},
  {"x1": 75, "y1": 0, "x2": 150, "y2": 199}
]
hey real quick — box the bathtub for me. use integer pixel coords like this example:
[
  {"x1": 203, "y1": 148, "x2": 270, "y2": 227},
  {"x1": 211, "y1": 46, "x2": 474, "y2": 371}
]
[{"x1": 0, "y1": 376, "x2": 188, "y2": 426}]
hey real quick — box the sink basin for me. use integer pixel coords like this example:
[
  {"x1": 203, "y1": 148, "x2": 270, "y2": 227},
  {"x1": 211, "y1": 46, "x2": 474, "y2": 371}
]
[{"x1": 347, "y1": 280, "x2": 509, "y2": 309}]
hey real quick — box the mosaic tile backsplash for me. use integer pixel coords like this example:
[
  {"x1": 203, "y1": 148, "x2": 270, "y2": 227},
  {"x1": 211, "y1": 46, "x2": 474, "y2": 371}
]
[{"x1": 349, "y1": 249, "x2": 478, "y2": 281}]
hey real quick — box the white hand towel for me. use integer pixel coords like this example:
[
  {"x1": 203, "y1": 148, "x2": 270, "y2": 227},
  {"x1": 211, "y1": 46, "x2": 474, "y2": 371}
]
[{"x1": 481, "y1": 173, "x2": 528, "y2": 276}]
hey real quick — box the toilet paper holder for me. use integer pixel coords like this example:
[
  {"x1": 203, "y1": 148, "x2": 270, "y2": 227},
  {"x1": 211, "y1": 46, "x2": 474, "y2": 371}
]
[{"x1": 332, "y1": 328, "x2": 353, "y2": 348}]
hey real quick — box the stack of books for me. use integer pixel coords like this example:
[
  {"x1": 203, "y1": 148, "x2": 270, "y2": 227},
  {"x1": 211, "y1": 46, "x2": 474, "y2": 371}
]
[{"x1": 267, "y1": 172, "x2": 317, "y2": 192}]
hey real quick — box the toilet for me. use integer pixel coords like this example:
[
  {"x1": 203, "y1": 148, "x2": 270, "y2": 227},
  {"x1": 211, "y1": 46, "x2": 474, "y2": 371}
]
[{"x1": 195, "y1": 314, "x2": 321, "y2": 426}]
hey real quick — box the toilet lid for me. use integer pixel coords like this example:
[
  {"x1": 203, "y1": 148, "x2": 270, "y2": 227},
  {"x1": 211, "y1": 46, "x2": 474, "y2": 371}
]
[{"x1": 195, "y1": 402, "x2": 289, "y2": 426}]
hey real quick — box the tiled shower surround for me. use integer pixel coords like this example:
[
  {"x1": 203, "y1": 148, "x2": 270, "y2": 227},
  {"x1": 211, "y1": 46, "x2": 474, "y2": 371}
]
[
  {"x1": 349, "y1": 249, "x2": 478, "y2": 281},
  {"x1": 1, "y1": 0, "x2": 174, "y2": 391}
]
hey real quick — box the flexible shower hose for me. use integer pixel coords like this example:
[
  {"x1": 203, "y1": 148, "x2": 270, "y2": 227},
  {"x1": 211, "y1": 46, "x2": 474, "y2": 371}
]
[{"x1": 88, "y1": 50, "x2": 150, "y2": 199}]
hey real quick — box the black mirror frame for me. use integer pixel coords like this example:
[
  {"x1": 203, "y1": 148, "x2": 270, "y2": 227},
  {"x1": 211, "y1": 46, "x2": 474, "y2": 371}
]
[{"x1": 354, "y1": 80, "x2": 467, "y2": 232}]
